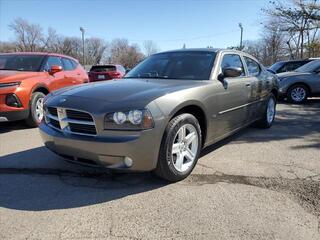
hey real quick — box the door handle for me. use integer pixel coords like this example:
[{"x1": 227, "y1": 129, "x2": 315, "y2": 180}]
[{"x1": 245, "y1": 83, "x2": 251, "y2": 87}]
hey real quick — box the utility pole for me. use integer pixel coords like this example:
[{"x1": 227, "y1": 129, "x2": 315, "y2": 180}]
[
  {"x1": 238, "y1": 23, "x2": 243, "y2": 50},
  {"x1": 80, "y1": 27, "x2": 85, "y2": 65}
]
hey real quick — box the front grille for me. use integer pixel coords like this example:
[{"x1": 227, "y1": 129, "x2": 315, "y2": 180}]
[
  {"x1": 69, "y1": 122, "x2": 97, "y2": 135},
  {"x1": 45, "y1": 107, "x2": 97, "y2": 136},
  {"x1": 49, "y1": 118, "x2": 61, "y2": 129},
  {"x1": 48, "y1": 107, "x2": 58, "y2": 116},
  {"x1": 66, "y1": 109, "x2": 93, "y2": 121}
]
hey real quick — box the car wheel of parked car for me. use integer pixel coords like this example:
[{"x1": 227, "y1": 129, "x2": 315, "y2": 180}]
[
  {"x1": 256, "y1": 94, "x2": 276, "y2": 129},
  {"x1": 25, "y1": 92, "x2": 45, "y2": 127},
  {"x1": 287, "y1": 84, "x2": 308, "y2": 104},
  {"x1": 155, "y1": 113, "x2": 202, "y2": 182}
]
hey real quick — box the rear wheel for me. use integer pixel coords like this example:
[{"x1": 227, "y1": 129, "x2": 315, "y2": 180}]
[
  {"x1": 25, "y1": 92, "x2": 45, "y2": 127},
  {"x1": 154, "y1": 113, "x2": 202, "y2": 182},
  {"x1": 287, "y1": 84, "x2": 308, "y2": 104},
  {"x1": 256, "y1": 94, "x2": 276, "y2": 129}
]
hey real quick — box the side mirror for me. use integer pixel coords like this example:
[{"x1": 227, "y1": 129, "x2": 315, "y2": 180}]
[
  {"x1": 49, "y1": 65, "x2": 62, "y2": 75},
  {"x1": 223, "y1": 67, "x2": 242, "y2": 78}
]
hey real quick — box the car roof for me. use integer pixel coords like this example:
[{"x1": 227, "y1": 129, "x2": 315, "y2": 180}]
[
  {"x1": 0, "y1": 52, "x2": 78, "y2": 62},
  {"x1": 275, "y1": 59, "x2": 312, "y2": 64}
]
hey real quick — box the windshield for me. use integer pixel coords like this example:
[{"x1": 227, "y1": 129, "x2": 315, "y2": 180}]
[
  {"x1": 269, "y1": 62, "x2": 284, "y2": 72},
  {"x1": 0, "y1": 54, "x2": 45, "y2": 72},
  {"x1": 295, "y1": 60, "x2": 320, "y2": 73},
  {"x1": 125, "y1": 51, "x2": 216, "y2": 80}
]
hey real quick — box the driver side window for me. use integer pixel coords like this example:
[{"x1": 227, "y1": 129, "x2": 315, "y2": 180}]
[
  {"x1": 44, "y1": 57, "x2": 63, "y2": 72},
  {"x1": 221, "y1": 54, "x2": 245, "y2": 76}
]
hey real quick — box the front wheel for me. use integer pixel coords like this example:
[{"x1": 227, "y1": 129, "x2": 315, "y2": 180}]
[
  {"x1": 154, "y1": 113, "x2": 202, "y2": 182},
  {"x1": 25, "y1": 92, "x2": 45, "y2": 127}
]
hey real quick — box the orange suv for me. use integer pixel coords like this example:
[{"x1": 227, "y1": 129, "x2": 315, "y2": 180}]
[{"x1": 0, "y1": 52, "x2": 88, "y2": 127}]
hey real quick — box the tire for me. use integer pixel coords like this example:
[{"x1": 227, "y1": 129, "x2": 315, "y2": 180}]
[
  {"x1": 25, "y1": 92, "x2": 45, "y2": 127},
  {"x1": 256, "y1": 94, "x2": 276, "y2": 129},
  {"x1": 154, "y1": 113, "x2": 202, "y2": 182},
  {"x1": 287, "y1": 84, "x2": 308, "y2": 104}
]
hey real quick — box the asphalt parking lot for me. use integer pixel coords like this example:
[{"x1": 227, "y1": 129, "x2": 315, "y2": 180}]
[{"x1": 0, "y1": 100, "x2": 319, "y2": 240}]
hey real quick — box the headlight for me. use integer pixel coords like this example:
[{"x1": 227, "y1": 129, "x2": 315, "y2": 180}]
[{"x1": 105, "y1": 109, "x2": 154, "y2": 130}]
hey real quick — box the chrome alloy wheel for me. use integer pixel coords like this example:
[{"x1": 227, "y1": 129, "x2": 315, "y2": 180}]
[
  {"x1": 267, "y1": 97, "x2": 275, "y2": 124},
  {"x1": 35, "y1": 97, "x2": 44, "y2": 122},
  {"x1": 291, "y1": 87, "x2": 306, "y2": 102},
  {"x1": 171, "y1": 124, "x2": 199, "y2": 172}
]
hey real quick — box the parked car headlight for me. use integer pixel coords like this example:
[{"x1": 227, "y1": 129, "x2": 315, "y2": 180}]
[{"x1": 105, "y1": 109, "x2": 154, "y2": 130}]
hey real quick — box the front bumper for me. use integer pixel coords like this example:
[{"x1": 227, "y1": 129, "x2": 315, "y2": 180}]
[
  {"x1": 0, "y1": 109, "x2": 29, "y2": 122},
  {"x1": 39, "y1": 123, "x2": 161, "y2": 171}
]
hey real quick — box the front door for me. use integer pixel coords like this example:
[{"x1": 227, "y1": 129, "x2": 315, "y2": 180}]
[{"x1": 210, "y1": 53, "x2": 252, "y2": 138}]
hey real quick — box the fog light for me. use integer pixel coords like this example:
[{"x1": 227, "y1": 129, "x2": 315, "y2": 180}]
[
  {"x1": 6, "y1": 94, "x2": 22, "y2": 108},
  {"x1": 124, "y1": 157, "x2": 133, "y2": 167}
]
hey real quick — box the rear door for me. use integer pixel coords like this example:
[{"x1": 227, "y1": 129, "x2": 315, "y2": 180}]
[
  {"x1": 61, "y1": 57, "x2": 82, "y2": 85},
  {"x1": 243, "y1": 56, "x2": 263, "y2": 120},
  {"x1": 43, "y1": 56, "x2": 68, "y2": 91},
  {"x1": 211, "y1": 53, "x2": 253, "y2": 137}
]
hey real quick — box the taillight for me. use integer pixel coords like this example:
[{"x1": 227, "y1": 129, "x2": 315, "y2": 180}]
[{"x1": 108, "y1": 71, "x2": 121, "y2": 78}]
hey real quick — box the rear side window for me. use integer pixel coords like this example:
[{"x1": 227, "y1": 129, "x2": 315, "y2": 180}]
[
  {"x1": 44, "y1": 57, "x2": 63, "y2": 71},
  {"x1": 282, "y1": 62, "x2": 305, "y2": 72},
  {"x1": 71, "y1": 59, "x2": 79, "y2": 69},
  {"x1": 62, "y1": 58, "x2": 75, "y2": 71},
  {"x1": 90, "y1": 65, "x2": 116, "y2": 72},
  {"x1": 244, "y1": 56, "x2": 260, "y2": 76},
  {"x1": 221, "y1": 54, "x2": 245, "y2": 76}
]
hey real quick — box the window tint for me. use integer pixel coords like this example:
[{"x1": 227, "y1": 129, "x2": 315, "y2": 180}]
[
  {"x1": 125, "y1": 51, "x2": 216, "y2": 80},
  {"x1": 62, "y1": 58, "x2": 75, "y2": 71},
  {"x1": 90, "y1": 65, "x2": 116, "y2": 72},
  {"x1": 221, "y1": 54, "x2": 244, "y2": 76},
  {"x1": 71, "y1": 59, "x2": 78, "y2": 69},
  {"x1": 44, "y1": 57, "x2": 63, "y2": 71},
  {"x1": 244, "y1": 56, "x2": 260, "y2": 76},
  {"x1": 0, "y1": 54, "x2": 45, "y2": 72}
]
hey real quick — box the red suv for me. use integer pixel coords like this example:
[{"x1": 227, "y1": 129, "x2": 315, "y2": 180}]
[
  {"x1": 88, "y1": 64, "x2": 126, "y2": 82},
  {"x1": 0, "y1": 52, "x2": 88, "y2": 127}
]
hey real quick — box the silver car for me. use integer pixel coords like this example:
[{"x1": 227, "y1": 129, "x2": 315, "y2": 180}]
[
  {"x1": 39, "y1": 49, "x2": 278, "y2": 182},
  {"x1": 277, "y1": 60, "x2": 320, "y2": 103}
]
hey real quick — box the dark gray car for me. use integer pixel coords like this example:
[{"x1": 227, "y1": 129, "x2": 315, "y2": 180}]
[
  {"x1": 39, "y1": 49, "x2": 278, "y2": 182},
  {"x1": 277, "y1": 60, "x2": 320, "y2": 103}
]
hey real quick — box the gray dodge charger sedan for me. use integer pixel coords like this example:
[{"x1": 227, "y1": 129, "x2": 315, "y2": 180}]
[{"x1": 40, "y1": 49, "x2": 278, "y2": 182}]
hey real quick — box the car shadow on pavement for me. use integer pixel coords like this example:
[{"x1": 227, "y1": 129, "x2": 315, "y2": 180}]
[
  {"x1": 0, "y1": 120, "x2": 30, "y2": 133},
  {"x1": 0, "y1": 99, "x2": 319, "y2": 212},
  {"x1": 0, "y1": 147, "x2": 168, "y2": 211}
]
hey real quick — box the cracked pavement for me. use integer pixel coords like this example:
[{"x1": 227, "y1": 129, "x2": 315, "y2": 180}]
[{"x1": 0, "y1": 100, "x2": 319, "y2": 240}]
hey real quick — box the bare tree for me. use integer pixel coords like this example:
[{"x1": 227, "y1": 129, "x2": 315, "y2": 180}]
[
  {"x1": 109, "y1": 39, "x2": 145, "y2": 68},
  {"x1": 0, "y1": 41, "x2": 17, "y2": 53},
  {"x1": 9, "y1": 18, "x2": 44, "y2": 52},
  {"x1": 143, "y1": 40, "x2": 159, "y2": 57},
  {"x1": 85, "y1": 38, "x2": 107, "y2": 65},
  {"x1": 263, "y1": 0, "x2": 320, "y2": 59}
]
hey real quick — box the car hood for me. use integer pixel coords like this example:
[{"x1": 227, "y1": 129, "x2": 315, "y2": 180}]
[
  {"x1": 277, "y1": 71, "x2": 310, "y2": 79},
  {"x1": 57, "y1": 78, "x2": 207, "y2": 103},
  {"x1": 0, "y1": 70, "x2": 42, "y2": 83}
]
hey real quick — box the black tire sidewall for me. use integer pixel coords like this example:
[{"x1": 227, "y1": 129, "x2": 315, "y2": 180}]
[
  {"x1": 257, "y1": 94, "x2": 276, "y2": 129},
  {"x1": 28, "y1": 92, "x2": 45, "y2": 126},
  {"x1": 287, "y1": 85, "x2": 308, "y2": 103},
  {"x1": 157, "y1": 113, "x2": 202, "y2": 182}
]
